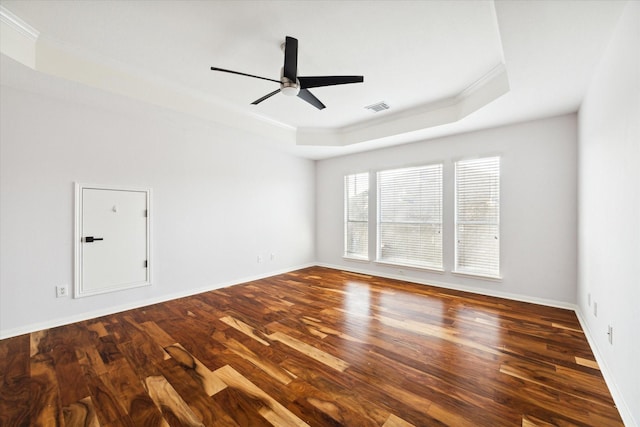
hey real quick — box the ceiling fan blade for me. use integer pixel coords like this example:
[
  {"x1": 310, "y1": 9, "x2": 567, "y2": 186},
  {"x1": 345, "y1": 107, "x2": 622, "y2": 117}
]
[
  {"x1": 298, "y1": 75, "x2": 364, "y2": 89},
  {"x1": 210, "y1": 67, "x2": 280, "y2": 84},
  {"x1": 298, "y1": 89, "x2": 326, "y2": 110},
  {"x1": 283, "y1": 36, "x2": 298, "y2": 81},
  {"x1": 251, "y1": 89, "x2": 281, "y2": 105}
]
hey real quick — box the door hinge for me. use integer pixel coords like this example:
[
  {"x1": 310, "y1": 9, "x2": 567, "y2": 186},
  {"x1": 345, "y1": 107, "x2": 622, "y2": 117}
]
[
  {"x1": 144, "y1": 260, "x2": 148, "y2": 268},
  {"x1": 144, "y1": 209, "x2": 148, "y2": 217}
]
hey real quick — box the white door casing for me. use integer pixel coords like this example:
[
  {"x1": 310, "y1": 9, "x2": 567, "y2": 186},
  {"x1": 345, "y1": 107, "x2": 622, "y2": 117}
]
[{"x1": 74, "y1": 184, "x2": 151, "y2": 298}]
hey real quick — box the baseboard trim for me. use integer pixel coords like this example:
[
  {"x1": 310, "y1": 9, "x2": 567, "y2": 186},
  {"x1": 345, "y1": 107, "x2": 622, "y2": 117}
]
[
  {"x1": 0, "y1": 263, "x2": 315, "y2": 340},
  {"x1": 0, "y1": 262, "x2": 573, "y2": 339},
  {"x1": 574, "y1": 308, "x2": 636, "y2": 427},
  {"x1": 316, "y1": 262, "x2": 577, "y2": 310}
]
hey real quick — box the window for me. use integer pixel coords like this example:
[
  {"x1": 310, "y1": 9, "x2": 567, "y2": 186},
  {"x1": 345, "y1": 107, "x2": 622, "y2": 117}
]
[
  {"x1": 377, "y1": 164, "x2": 443, "y2": 269},
  {"x1": 344, "y1": 172, "x2": 369, "y2": 259},
  {"x1": 455, "y1": 156, "x2": 500, "y2": 277}
]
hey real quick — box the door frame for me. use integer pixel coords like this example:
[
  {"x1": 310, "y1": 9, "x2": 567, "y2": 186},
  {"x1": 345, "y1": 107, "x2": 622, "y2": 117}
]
[{"x1": 74, "y1": 183, "x2": 152, "y2": 298}]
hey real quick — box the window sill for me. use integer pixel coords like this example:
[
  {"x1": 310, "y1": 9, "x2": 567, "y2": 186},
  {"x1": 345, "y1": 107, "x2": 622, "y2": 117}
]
[
  {"x1": 452, "y1": 270, "x2": 502, "y2": 282},
  {"x1": 343, "y1": 256, "x2": 371, "y2": 263},
  {"x1": 375, "y1": 260, "x2": 444, "y2": 274}
]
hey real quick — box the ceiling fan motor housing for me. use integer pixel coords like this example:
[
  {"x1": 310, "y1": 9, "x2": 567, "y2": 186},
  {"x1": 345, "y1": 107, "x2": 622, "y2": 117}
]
[{"x1": 280, "y1": 70, "x2": 300, "y2": 96}]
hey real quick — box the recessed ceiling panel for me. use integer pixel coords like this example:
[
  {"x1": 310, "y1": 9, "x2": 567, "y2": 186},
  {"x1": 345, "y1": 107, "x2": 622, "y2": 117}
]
[
  {"x1": 0, "y1": 0, "x2": 628, "y2": 159},
  {"x1": 2, "y1": 0, "x2": 504, "y2": 129}
]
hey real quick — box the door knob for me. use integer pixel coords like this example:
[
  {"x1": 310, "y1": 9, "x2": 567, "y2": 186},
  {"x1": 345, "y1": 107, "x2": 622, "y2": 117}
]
[{"x1": 84, "y1": 236, "x2": 104, "y2": 243}]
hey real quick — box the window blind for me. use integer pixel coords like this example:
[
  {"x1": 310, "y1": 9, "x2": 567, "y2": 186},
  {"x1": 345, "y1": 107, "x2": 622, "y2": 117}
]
[
  {"x1": 455, "y1": 156, "x2": 500, "y2": 277},
  {"x1": 344, "y1": 172, "x2": 369, "y2": 259},
  {"x1": 377, "y1": 164, "x2": 443, "y2": 269}
]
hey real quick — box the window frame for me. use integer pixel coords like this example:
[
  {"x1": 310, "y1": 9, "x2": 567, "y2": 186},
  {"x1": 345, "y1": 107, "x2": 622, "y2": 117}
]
[
  {"x1": 343, "y1": 172, "x2": 370, "y2": 261},
  {"x1": 454, "y1": 156, "x2": 501, "y2": 279},
  {"x1": 375, "y1": 163, "x2": 444, "y2": 271}
]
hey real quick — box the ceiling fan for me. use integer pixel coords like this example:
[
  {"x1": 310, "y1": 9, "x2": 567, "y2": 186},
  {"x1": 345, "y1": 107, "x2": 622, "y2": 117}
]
[{"x1": 210, "y1": 36, "x2": 364, "y2": 110}]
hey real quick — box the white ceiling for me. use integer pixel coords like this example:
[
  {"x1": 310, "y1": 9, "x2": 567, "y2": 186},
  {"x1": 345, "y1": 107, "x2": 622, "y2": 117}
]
[{"x1": 0, "y1": 0, "x2": 628, "y2": 159}]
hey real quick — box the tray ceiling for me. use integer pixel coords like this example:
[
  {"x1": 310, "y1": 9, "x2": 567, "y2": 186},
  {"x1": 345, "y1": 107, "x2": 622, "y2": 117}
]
[{"x1": 0, "y1": 1, "x2": 627, "y2": 159}]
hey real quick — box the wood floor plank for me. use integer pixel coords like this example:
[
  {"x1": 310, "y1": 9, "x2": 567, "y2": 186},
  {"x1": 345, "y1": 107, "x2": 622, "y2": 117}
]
[
  {"x1": 383, "y1": 413, "x2": 416, "y2": 427},
  {"x1": 144, "y1": 375, "x2": 204, "y2": 427},
  {"x1": 30, "y1": 330, "x2": 48, "y2": 357},
  {"x1": 575, "y1": 356, "x2": 599, "y2": 369},
  {"x1": 299, "y1": 316, "x2": 367, "y2": 344},
  {"x1": 86, "y1": 321, "x2": 110, "y2": 339},
  {"x1": 394, "y1": 319, "x2": 497, "y2": 355},
  {"x1": 85, "y1": 373, "x2": 133, "y2": 426},
  {"x1": 164, "y1": 343, "x2": 227, "y2": 396},
  {"x1": 280, "y1": 357, "x2": 447, "y2": 427},
  {"x1": 30, "y1": 353, "x2": 64, "y2": 426},
  {"x1": 0, "y1": 267, "x2": 623, "y2": 426},
  {"x1": 213, "y1": 365, "x2": 309, "y2": 427},
  {"x1": 298, "y1": 390, "x2": 381, "y2": 426},
  {"x1": 211, "y1": 386, "x2": 273, "y2": 427},
  {"x1": 212, "y1": 331, "x2": 296, "y2": 385},
  {"x1": 266, "y1": 331, "x2": 350, "y2": 372},
  {"x1": 220, "y1": 316, "x2": 271, "y2": 346},
  {"x1": 286, "y1": 372, "x2": 391, "y2": 426},
  {"x1": 63, "y1": 396, "x2": 101, "y2": 427},
  {"x1": 127, "y1": 394, "x2": 169, "y2": 427},
  {"x1": 500, "y1": 359, "x2": 616, "y2": 407},
  {"x1": 117, "y1": 339, "x2": 164, "y2": 383},
  {"x1": 0, "y1": 335, "x2": 31, "y2": 426},
  {"x1": 76, "y1": 344, "x2": 110, "y2": 376},
  {"x1": 157, "y1": 359, "x2": 238, "y2": 427},
  {"x1": 521, "y1": 414, "x2": 567, "y2": 427}
]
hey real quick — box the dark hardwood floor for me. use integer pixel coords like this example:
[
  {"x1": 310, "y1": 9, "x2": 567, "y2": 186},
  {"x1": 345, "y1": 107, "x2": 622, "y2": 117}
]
[{"x1": 0, "y1": 267, "x2": 623, "y2": 426}]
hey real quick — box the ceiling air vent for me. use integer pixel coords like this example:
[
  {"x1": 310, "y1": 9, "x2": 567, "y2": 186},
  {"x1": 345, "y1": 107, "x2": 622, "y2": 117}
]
[{"x1": 365, "y1": 101, "x2": 390, "y2": 113}]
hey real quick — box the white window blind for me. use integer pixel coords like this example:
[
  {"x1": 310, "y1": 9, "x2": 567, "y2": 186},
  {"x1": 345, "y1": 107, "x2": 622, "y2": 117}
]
[
  {"x1": 377, "y1": 164, "x2": 443, "y2": 269},
  {"x1": 344, "y1": 172, "x2": 369, "y2": 259},
  {"x1": 455, "y1": 156, "x2": 500, "y2": 277}
]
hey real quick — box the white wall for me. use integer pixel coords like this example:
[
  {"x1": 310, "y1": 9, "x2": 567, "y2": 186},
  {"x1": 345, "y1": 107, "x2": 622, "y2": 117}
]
[
  {"x1": 0, "y1": 63, "x2": 315, "y2": 338},
  {"x1": 578, "y1": 2, "x2": 640, "y2": 425},
  {"x1": 316, "y1": 114, "x2": 578, "y2": 306}
]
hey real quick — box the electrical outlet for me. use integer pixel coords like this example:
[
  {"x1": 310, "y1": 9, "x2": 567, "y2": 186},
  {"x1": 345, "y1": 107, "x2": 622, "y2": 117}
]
[
  {"x1": 56, "y1": 285, "x2": 67, "y2": 298},
  {"x1": 607, "y1": 325, "x2": 613, "y2": 344},
  {"x1": 270, "y1": 253, "x2": 275, "y2": 261},
  {"x1": 593, "y1": 301, "x2": 598, "y2": 317},
  {"x1": 588, "y1": 293, "x2": 591, "y2": 307},
  {"x1": 257, "y1": 255, "x2": 262, "y2": 263}
]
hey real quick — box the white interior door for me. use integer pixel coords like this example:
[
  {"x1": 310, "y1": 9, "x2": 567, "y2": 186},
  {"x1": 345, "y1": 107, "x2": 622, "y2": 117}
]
[{"x1": 75, "y1": 185, "x2": 151, "y2": 297}]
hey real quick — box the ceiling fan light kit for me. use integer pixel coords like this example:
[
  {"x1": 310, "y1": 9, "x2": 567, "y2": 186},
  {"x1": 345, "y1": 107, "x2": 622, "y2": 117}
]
[{"x1": 210, "y1": 36, "x2": 363, "y2": 110}]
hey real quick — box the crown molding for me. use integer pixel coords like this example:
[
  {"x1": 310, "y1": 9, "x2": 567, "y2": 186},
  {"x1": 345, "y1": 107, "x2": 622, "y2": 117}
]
[
  {"x1": 296, "y1": 63, "x2": 510, "y2": 147},
  {"x1": 0, "y1": 5, "x2": 39, "y2": 40},
  {"x1": 1, "y1": 6, "x2": 39, "y2": 68}
]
